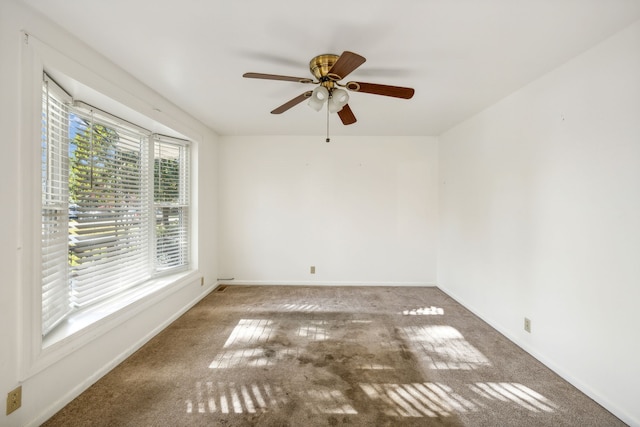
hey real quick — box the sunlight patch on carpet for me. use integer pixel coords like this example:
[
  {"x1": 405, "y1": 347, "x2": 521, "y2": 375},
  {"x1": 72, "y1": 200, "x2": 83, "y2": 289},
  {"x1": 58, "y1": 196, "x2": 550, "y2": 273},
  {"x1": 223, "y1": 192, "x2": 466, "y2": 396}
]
[
  {"x1": 401, "y1": 325, "x2": 491, "y2": 370},
  {"x1": 186, "y1": 381, "x2": 287, "y2": 414},
  {"x1": 186, "y1": 382, "x2": 357, "y2": 415},
  {"x1": 358, "y1": 382, "x2": 556, "y2": 418},
  {"x1": 297, "y1": 320, "x2": 329, "y2": 341},
  {"x1": 401, "y1": 306, "x2": 444, "y2": 316},
  {"x1": 469, "y1": 383, "x2": 558, "y2": 413},
  {"x1": 223, "y1": 319, "x2": 275, "y2": 348},
  {"x1": 359, "y1": 382, "x2": 475, "y2": 417}
]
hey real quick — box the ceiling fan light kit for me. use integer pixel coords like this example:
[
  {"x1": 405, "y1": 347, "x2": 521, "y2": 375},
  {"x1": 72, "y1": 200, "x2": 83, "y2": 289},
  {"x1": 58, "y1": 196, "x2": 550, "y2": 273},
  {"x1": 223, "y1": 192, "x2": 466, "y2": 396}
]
[
  {"x1": 327, "y1": 88, "x2": 349, "y2": 113},
  {"x1": 243, "y1": 50, "x2": 415, "y2": 128},
  {"x1": 308, "y1": 86, "x2": 329, "y2": 111}
]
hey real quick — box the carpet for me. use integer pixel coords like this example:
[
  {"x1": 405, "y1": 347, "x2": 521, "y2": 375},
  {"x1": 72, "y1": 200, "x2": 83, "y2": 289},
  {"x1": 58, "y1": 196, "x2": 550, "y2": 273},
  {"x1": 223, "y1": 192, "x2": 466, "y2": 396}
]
[{"x1": 42, "y1": 286, "x2": 625, "y2": 426}]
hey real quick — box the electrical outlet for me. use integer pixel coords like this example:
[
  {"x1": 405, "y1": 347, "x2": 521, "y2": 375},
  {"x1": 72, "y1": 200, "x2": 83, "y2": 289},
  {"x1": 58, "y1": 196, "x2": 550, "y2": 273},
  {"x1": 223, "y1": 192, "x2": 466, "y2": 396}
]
[
  {"x1": 200, "y1": 277, "x2": 204, "y2": 286},
  {"x1": 524, "y1": 318, "x2": 531, "y2": 333},
  {"x1": 310, "y1": 266, "x2": 316, "y2": 274},
  {"x1": 6, "y1": 386, "x2": 21, "y2": 415}
]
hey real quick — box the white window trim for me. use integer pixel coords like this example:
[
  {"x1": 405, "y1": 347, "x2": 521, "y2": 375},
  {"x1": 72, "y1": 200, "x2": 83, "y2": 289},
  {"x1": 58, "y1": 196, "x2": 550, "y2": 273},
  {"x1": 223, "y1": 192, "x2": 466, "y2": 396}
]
[
  {"x1": 39, "y1": 269, "x2": 200, "y2": 370},
  {"x1": 19, "y1": 33, "x2": 200, "y2": 380}
]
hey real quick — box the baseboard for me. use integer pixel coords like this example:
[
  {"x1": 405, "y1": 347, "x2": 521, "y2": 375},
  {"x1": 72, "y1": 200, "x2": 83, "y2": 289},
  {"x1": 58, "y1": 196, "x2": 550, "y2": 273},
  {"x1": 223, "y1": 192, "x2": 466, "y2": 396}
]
[
  {"x1": 217, "y1": 280, "x2": 436, "y2": 287},
  {"x1": 437, "y1": 285, "x2": 636, "y2": 427}
]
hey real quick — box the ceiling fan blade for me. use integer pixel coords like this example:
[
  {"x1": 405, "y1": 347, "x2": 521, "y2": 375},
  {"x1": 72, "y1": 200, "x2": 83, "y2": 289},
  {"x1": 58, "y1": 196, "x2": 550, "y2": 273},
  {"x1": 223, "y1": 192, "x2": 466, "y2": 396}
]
[
  {"x1": 327, "y1": 51, "x2": 366, "y2": 80},
  {"x1": 243, "y1": 72, "x2": 313, "y2": 84},
  {"x1": 270, "y1": 91, "x2": 312, "y2": 114},
  {"x1": 337, "y1": 104, "x2": 357, "y2": 125},
  {"x1": 346, "y1": 81, "x2": 415, "y2": 99}
]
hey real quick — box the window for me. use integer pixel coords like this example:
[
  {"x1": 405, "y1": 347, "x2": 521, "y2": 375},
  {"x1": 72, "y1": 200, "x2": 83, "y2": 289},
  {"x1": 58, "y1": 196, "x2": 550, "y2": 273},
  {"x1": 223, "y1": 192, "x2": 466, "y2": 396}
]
[
  {"x1": 41, "y1": 74, "x2": 190, "y2": 337},
  {"x1": 154, "y1": 137, "x2": 190, "y2": 271}
]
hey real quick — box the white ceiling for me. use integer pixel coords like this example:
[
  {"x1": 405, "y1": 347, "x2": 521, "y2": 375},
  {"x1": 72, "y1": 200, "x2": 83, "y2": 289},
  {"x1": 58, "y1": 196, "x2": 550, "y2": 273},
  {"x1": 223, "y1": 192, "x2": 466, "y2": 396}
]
[{"x1": 21, "y1": 0, "x2": 640, "y2": 137}]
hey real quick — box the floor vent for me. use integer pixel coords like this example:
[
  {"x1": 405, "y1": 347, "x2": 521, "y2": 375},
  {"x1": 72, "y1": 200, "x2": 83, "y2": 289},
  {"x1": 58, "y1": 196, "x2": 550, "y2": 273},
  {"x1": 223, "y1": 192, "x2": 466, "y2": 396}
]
[{"x1": 215, "y1": 285, "x2": 228, "y2": 293}]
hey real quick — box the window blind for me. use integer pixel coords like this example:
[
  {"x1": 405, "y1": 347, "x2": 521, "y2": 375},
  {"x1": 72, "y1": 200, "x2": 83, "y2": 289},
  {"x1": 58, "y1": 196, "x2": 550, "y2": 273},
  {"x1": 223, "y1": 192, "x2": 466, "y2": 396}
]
[
  {"x1": 154, "y1": 136, "x2": 190, "y2": 271},
  {"x1": 41, "y1": 74, "x2": 73, "y2": 335},
  {"x1": 68, "y1": 106, "x2": 151, "y2": 307},
  {"x1": 40, "y1": 72, "x2": 192, "y2": 338}
]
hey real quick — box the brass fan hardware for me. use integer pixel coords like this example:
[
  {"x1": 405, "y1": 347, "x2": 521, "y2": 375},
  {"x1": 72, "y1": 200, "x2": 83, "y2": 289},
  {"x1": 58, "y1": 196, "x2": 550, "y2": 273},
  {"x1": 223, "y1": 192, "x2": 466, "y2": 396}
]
[
  {"x1": 309, "y1": 54, "x2": 339, "y2": 81},
  {"x1": 243, "y1": 50, "x2": 415, "y2": 128},
  {"x1": 345, "y1": 81, "x2": 360, "y2": 91}
]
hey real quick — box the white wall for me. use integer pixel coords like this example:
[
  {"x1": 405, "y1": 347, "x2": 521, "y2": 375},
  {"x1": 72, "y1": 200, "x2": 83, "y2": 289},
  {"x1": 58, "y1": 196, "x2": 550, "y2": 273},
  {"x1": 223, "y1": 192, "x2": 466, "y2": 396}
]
[
  {"x1": 3, "y1": 0, "x2": 638, "y2": 425},
  {"x1": 0, "y1": 1, "x2": 218, "y2": 426},
  {"x1": 438, "y1": 20, "x2": 640, "y2": 426},
  {"x1": 218, "y1": 135, "x2": 438, "y2": 286}
]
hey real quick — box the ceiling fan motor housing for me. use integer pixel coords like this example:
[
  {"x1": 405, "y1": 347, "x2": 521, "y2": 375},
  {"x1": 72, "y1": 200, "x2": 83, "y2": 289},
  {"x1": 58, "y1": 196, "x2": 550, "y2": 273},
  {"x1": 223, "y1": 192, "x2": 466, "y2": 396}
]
[{"x1": 309, "y1": 54, "x2": 340, "y2": 82}]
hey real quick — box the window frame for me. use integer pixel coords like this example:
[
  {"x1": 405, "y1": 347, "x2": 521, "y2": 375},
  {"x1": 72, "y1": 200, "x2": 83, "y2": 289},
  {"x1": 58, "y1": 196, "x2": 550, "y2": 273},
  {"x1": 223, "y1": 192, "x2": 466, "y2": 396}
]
[
  {"x1": 20, "y1": 32, "x2": 200, "y2": 380},
  {"x1": 153, "y1": 134, "x2": 192, "y2": 273},
  {"x1": 41, "y1": 80, "x2": 194, "y2": 336}
]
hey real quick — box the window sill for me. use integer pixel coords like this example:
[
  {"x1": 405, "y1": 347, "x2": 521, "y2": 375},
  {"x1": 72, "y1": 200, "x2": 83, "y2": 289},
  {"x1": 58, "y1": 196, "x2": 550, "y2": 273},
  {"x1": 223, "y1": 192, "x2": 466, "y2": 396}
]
[{"x1": 41, "y1": 269, "x2": 199, "y2": 351}]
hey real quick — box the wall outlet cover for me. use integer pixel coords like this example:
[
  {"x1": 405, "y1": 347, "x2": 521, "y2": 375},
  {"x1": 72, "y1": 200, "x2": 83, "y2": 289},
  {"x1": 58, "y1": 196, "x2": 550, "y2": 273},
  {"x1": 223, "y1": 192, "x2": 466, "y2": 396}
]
[{"x1": 6, "y1": 386, "x2": 22, "y2": 415}]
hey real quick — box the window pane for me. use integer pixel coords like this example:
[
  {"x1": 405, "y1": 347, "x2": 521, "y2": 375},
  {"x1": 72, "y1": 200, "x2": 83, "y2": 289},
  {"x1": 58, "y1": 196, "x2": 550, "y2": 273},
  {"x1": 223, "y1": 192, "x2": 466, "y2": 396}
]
[
  {"x1": 41, "y1": 76, "x2": 72, "y2": 335},
  {"x1": 41, "y1": 73, "x2": 192, "y2": 338},
  {"x1": 68, "y1": 110, "x2": 150, "y2": 307},
  {"x1": 154, "y1": 137, "x2": 189, "y2": 271}
]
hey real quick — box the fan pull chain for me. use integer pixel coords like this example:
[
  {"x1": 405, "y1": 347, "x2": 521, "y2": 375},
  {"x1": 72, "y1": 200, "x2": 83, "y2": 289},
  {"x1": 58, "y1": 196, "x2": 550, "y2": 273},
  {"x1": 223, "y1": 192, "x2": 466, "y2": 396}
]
[{"x1": 325, "y1": 102, "x2": 330, "y2": 143}]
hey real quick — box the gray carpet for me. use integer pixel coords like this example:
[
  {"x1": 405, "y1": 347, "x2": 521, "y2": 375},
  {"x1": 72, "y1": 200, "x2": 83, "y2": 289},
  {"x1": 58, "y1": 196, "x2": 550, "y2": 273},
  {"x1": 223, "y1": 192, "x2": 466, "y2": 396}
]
[{"x1": 43, "y1": 286, "x2": 624, "y2": 426}]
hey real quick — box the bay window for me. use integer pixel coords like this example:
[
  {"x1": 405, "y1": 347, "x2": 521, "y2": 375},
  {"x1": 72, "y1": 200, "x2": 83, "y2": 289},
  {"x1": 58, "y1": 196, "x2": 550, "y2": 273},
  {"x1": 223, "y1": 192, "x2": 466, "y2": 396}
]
[{"x1": 41, "y1": 73, "x2": 191, "y2": 337}]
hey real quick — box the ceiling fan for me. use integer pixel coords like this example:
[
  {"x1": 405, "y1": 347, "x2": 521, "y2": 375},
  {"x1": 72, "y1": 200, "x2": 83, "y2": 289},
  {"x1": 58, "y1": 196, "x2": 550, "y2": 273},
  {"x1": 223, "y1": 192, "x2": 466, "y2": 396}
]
[{"x1": 243, "y1": 51, "x2": 415, "y2": 126}]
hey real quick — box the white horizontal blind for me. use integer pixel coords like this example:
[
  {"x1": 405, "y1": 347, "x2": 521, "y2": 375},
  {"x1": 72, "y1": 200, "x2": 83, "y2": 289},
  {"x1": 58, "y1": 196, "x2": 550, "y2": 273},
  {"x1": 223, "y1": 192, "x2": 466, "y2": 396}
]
[
  {"x1": 68, "y1": 107, "x2": 151, "y2": 307},
  {"x1": 41, "y1": 74, "x2": 72, "y2": 335},
  {"x1": 154, "y1": 136, "x2": 190, "y2": 271},
  {"x1": 40, "y1": 73, "x2": 192, "y2": 338}
]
